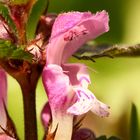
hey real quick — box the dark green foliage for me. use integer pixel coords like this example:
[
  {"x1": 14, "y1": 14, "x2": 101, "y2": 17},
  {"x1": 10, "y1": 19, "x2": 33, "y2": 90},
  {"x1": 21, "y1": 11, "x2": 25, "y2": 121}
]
[{"x1": 130, "y1": 103, "x2": 139, "y2": 140}]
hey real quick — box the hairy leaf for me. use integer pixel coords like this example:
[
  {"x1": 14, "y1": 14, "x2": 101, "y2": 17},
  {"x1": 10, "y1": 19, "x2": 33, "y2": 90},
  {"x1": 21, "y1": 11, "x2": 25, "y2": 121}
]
[
  {"x1": 11, "y1": 47, "x2": 33, "y2": 61},
  {"x1": 0, "y1": 40, "x2": 33, "y2": 62}
]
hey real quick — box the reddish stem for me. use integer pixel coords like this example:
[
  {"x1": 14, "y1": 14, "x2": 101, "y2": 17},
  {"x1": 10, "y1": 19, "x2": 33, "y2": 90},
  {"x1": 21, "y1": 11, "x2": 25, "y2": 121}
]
[
  {"x1": 0, "y1": 59, "x2": 44, "y2": 140},
  {"x1": 20, "y1": 84, "x2": 38, "y2": 140}
]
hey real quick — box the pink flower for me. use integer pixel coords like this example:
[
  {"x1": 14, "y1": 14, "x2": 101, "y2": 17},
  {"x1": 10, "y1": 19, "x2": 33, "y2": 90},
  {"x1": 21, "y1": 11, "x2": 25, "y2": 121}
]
[
  {"x1": 72, "y1": 128, "x2": 96, "y2": 140},
  {"x1": 0, "y1": 134, "x2": 15, "y2": 140},
  {"x1": 0, "y1": 68, "x2": 7, "y2": 132},
  {"x1": 42, "y1": 11, "x2": 110, "y2": 139},
  {"x1": 0, "y1": 69, "x2": 16, "y2": 140}
]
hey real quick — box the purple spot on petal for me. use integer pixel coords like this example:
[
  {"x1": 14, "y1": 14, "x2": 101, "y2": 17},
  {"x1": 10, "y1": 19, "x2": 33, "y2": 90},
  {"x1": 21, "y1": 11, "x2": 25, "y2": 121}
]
[
  {"x1": 80, "y1": 90, "x2": 90, "y2": 99},
  {"x1": 77, "y1": 90, "x2": 81, "y2": 97},
  {"x1": 90, "y1": 94, "x2": 94, "y2": 99}
]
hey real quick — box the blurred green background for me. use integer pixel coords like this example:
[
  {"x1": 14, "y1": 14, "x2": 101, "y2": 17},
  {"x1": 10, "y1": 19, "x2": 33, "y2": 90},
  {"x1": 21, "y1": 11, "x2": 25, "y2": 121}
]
[{"x1": 7, "y1": 0, "x2": 140, "y2": 140}]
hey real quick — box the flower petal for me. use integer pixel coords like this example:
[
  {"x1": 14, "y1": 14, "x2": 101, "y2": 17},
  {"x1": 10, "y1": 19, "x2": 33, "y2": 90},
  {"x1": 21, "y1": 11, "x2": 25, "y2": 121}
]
[
  {"x1": 0, "y1": 134, "x2": 16, "y2": 140},
  {"x1": 46, "y1": 11, "x2": 109, "y2": 64},
  {"x1": 90, "y1": 99, "x2": 110, "y2": 117},
  {"x1": 67, "y1": 87, "x2": 94, "y2": 115},
  {"x1": 62, "y1": 10, "x2": 109, "y2": 62},
  {"x1": 46, "y1": 35, "x2": 66, "y2": 64},
  {"x1": 42, "y1": 64, "x2": 75, "y2": 112},
  {"x1": 62, "y1": 63, "x2": 90, "y2": 88},
  {"x1": 0, "y1": 68, "x2": 7, "y2": 132},
  {"x1": 72, "y1": 128, "x2": 96, "y2": 140},
  {"x1": 67, "y1": 87, "x2": 109, "y2": 117},
  {"x1": 41, "y1": 102, "x2": 51, "y2": 129},
  {"x1": 51, "y1": 12, "x2": 92, "y2": 39}
]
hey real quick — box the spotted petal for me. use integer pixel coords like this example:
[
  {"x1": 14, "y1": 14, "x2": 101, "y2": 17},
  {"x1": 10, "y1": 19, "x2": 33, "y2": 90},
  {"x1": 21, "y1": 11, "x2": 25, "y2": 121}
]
[
  {"x1": 51, "y1": 12, "x2": 92, "y2": 39},
  {"x1": 46, "y1": 11, "x2": 109, "y2": 65},
  {"x1": 90, "y1": 99, "x2": 110, "y2": 117},
  {"x1": 67, "y1": 87, "x2": 94, "y2": 115},
  {"x1": 67, "y1": 87, "x2": 109, "y2": 117}
]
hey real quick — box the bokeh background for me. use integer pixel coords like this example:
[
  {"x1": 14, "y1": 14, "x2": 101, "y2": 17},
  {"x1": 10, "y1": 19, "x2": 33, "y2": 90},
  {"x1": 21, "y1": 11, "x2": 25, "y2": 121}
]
[{"x1": 7, "y1": 0, "x2": 140, "y2": 139}]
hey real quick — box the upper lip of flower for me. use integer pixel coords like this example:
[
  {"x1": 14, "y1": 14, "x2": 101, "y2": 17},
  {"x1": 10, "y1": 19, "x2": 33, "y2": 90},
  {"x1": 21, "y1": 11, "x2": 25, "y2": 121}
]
[{"x1": 46, "y1": 10, "x2": 109, "y2": 65}]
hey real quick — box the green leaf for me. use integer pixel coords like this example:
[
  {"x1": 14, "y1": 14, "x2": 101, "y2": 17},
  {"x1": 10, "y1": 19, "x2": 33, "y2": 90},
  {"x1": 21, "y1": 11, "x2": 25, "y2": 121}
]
[
  {"x1": 0, "y1": 40, "x2": 15, "y2": 55},
  {"x1": 26, "y1": 0, "x2": 49, "y2": 40},
  {"x1": 130, "y1": 103, "x2": 139, "y2": 140},
  {"x1": 11, "y1": 47, "x2": 33, "y2": 61},
  {"x1": 0, "y1": 40, "x2": 33, "y2": 62},
  {"x1": 96, "y1": 135, "x2": 107, "y2": 140}
]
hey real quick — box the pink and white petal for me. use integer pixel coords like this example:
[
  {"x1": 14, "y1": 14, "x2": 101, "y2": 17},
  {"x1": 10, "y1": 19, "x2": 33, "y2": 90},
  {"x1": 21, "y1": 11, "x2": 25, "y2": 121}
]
[
  {"x1": 0, "y1": 134, "x2": 16, "y2": 140},
  {"x1": 46, "y1": 12, "x2": 87, "y2": 64},
  {"x1": 51, "y1": 12, "x2": 93, "y2": 39},
  {"x1": 62, "y1": 63, "x2": 90, "y2": 88},
  {"x1": 90, "y1": 99, "x2": 110, "y2": 117},
  {"x1": 41, "y1": 102, "x2": 52, "y2": 129},
  {"x1": 42, "y1": 64, "x2": 74, "y2": 112},
  {"x1": 46, "y1": 35, "x2": 67, "y2": 65},
  {"x1": 62, "y1": 11, "x2": 109, "y2": 62},
  {"x1": 67, "y1": 87, "x2": 95, "y2": 115},
  {"x1": 0, "y1": 68, "x2": 7, "y2": 132}
]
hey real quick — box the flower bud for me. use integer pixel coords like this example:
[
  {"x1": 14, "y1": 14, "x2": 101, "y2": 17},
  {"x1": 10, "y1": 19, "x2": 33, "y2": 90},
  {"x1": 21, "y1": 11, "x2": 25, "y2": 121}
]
[{"x1": 73, "y1": 128, "x2": 96, "y2": 140}]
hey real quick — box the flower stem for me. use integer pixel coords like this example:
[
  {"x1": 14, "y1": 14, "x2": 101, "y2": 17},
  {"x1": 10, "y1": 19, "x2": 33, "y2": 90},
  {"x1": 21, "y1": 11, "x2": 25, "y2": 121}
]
[
  {"x1": 17, "y1": 64, "x2": 43, "y2": 140},
  {"x1": 0, "y1": 60, "x2": 44, "y2": 140}
]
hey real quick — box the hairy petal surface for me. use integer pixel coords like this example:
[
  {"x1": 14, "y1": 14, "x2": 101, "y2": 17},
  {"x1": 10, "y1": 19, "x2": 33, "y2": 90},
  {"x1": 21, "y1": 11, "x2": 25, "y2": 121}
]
[
  {"x1": 51, "y1": 12, "x2": 92, "y2": 39},
  {"x1": 46, "y1": 11, "x2": 109, "y2": 64}
]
